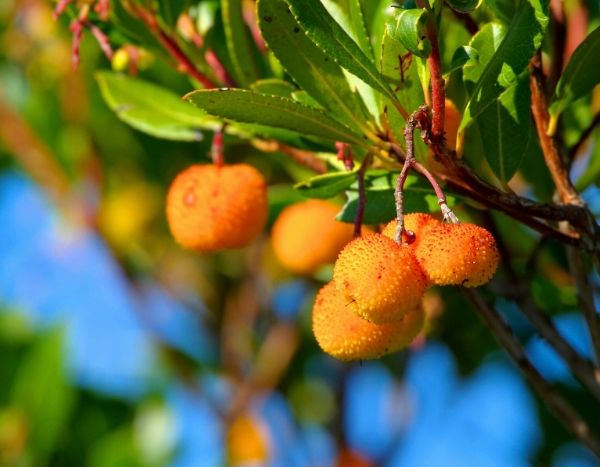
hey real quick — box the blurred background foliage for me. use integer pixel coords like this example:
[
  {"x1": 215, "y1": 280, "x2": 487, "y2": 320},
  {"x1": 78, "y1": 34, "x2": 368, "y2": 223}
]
[{"x1": 0, "y1": 0, "x2": 599, "y2": 466}]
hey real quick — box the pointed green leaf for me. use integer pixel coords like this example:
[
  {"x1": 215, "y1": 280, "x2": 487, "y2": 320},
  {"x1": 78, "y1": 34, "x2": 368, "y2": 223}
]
[
  {"x1": 549, "y1": 26, "x2": 600, "y2": 125},
  {"x1": 96, "y1": 71, "x2": 219, "y2": 141},
  {"x1": 257, "y1": 0, "x2": 371, "y2": 132},
  {"x1": 460, "y1": 0, "x2": 549, "y2": 132},
  {"x1": 387, "y1": 8, "x2": 431, "y2": 58},
  {"x1": 348, "y1": 0, "x2": 375, "y2": 59},
  {"x1": 284, "y1": 0, "x2": 393, "y2": 100},
  {"x1": 475, "y1": 75, "x2": 532, "y2": 182},
  {"x1": 294, "y1": 170, "x2": 358, "y2": 199},
  {"x1": 185, "y1": 88, "x2": 365, "y2": 145},
  {"x1": 222, "y1": 0, "x2": 262, "y2": 86}
]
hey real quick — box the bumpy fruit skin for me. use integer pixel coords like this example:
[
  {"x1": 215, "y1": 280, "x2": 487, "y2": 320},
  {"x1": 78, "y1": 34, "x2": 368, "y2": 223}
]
[
  {"x1": 312, "y1": 282, "x2": 424, "y2": 361},
  {"x1": 166, "y1": 163, "x2": 268, "y2": 252},
  {"x1": 333, "y1": 234, "x2": 428, "y2": 323},
  {"x1": 271, "y1": 200, "x2": 354, "y2": 274},
  {"x1": 382, "y1": 213, "x2": 441, "y2": 249},
  {"x1": 414, "y1": 222, "x2": 500, "y2": 286}
]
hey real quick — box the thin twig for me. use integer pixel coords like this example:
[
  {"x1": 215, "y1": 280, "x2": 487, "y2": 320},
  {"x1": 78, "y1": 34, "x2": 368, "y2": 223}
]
[
  {"x1": 394, "y1": 106, "x2": 430, "y2": 243},
  {"x1": 463, "y1": 288, "x2": 600, "y2": 459}
]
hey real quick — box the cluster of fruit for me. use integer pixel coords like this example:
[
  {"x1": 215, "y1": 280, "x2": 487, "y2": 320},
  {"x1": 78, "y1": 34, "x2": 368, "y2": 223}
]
[
  {"x1": 166, "y1": 162, "x2": 499, "y2": 362},
  {"x1": 313, "y1": 213, "x2": 499, "y2": 361}
]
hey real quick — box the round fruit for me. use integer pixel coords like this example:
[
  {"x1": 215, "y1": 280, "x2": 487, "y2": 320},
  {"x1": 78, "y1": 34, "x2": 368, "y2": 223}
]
[
  {"x1": 333, "y1": 234, "x2": 428, "y2": 323},
  {"x1": 271, "y1": 200, "x2": 354, "y2": 274},
  {"x1": 312, "y1": 282, "x2": 424, "y2": 361},
  {"x1": 166, "y1": 163, "x2": 268, "y2": 252},
  {"x1": 382, "y1": 212, "x2": 441, "y2": 249},
  {"x1": 414, "y1": 222, "x2": 499, "y2": 286}
]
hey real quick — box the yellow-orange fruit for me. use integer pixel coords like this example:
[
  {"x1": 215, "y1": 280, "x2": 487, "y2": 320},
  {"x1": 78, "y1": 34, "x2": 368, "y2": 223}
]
[
  {"x1": 333, "y1": 234, "x2": 428, "y2": 323},
  {"x1": 226, "y1": 413, "x2": 269, "y2": 464},
  {"x1": 382, "y1": 213, "x2": 442, "y2": 250},
  {"x1": 312, "y1": 282, "x2": 424, "y2": 361},
  {"x1": 271, "y1": 200, "x2": 354, "y2": 274},
  {"x1": 414, "y1": 222, "x2": 500, "y2": 286},
  {"x1": 166, "y1": 163, "x2": 267, "y2": 252}
]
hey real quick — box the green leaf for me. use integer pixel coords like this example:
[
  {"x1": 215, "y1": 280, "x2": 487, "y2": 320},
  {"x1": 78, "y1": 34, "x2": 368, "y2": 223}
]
[
  {"x1": 96, "y1": 71, "x2": 219, "y2": 141},
  {"x1": 284, "y1": 0, "x2": 394, "y2": 100},
  {"x1": 486, "y1": 0, "x2": 519, "y2": 24},
  {"x1": 549, "y1": 26, "x2": 600, "y2": 129},
  {"x1": 185, "y1": 88, "x2": 365, "y2": 145},
  {"x1": 294, "y1": 170, "x2": 358, "y2": 199},
  {"x1": 257, "y1": 0, "x2": 371, "y2": 132},
  {"x1": 448, "y1": 45, "x2": 479, "y2": 76},
  {"x1": 462, "y1": 22, "x2": 507, "y2": 87},
  {"x1": 11, "y1": 328, "x2": 74, "y2": 456},
  {"x1": 460, "y1": 0, "x2": 549, "y2": 132},
  {"x1": 475, "y1": 75, "x2": 532, "y2": 182},
  {"x1": 348, "y1": 0, "x2": 375, "y2": 58},
  {"x1": 250, "y1": 78, "x2": 297, "y2": 97},
  {"x1": 446, "y1": 0, "x2": 482, "y2": 13},
  {"x1": 222, "y1": 0, "x2": 262, "y2": 86},
  {"x1": 387, "y1": 8, "x2": 431, "y2": 58}
]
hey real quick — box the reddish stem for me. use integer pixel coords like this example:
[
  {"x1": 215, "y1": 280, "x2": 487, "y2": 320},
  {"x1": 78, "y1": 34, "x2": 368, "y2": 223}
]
[
  {"x1": 426, "y1": 20, "x2": 446, "y2": 142},
  {"x1": 87, "y1": 22, "x2": 114, "y2": 60},
  {"x1": 211, "y1": 126, "x2": 226, "y2": 167}
]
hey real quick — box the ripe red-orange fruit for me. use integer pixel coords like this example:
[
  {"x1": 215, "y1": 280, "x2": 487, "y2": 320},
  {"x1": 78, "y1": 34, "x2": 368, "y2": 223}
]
[
  {"x1": 271, "y1": 200, "x2": 354, "y2": 274},
  {"x1": 414, "y1": 222, "x2": 500, "y2": 286},
  {"x1": 382, "y1": 213, "x2": 441, "y2": 249},
  {"x1": 312, "y1": 282, "x2": 424, "y2": 361},
  {"x1": 166, "y1": 163, "x2": 267, "y2": 252},
  {"x1": 333, "y1": 234, "x2": 428, "y2": 323}
]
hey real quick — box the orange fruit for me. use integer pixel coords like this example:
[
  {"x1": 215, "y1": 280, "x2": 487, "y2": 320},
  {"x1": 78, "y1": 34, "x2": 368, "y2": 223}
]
[
  {"x1": 382, "y1": 213, "x2": 441, "y2": 249},
  {"x1": 271, "y1": 200, "x2": 354, "y2": 274},
  {"x1": 312, "y1": 282, "x2": 424, "y2": 361},
  {"x1": 333, "y1": 234, "x2": 428, "y2": 323},
  {"x1": 166, "y1": 163, "x2": 267, "y2": 252},
  {"x1": 413, "y1": 222, "x2": 500, "y2": 287}
]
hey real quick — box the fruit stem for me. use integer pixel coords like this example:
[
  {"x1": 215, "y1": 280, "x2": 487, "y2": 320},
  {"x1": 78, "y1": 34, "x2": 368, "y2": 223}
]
[
  {"x1": 211, "y1": 125, "x2": 226, "y2": 167},
  {"x1": 395, "y1": 106, "x2": 457, "y2": 243}
]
